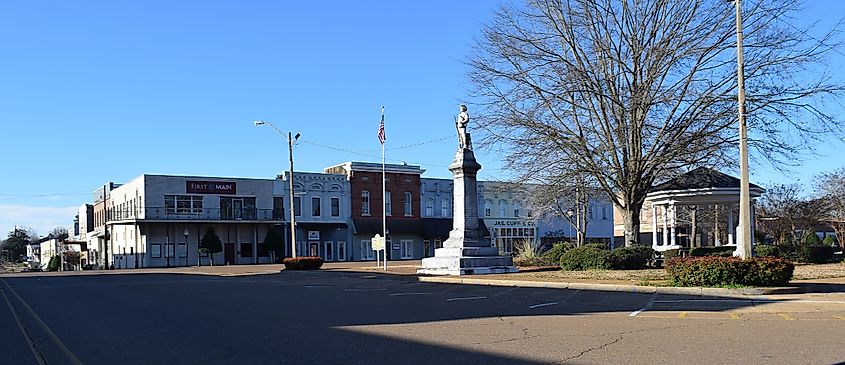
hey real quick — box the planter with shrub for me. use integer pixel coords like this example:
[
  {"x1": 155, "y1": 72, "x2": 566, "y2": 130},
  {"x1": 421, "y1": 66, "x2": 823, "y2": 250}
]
[
  {"x1": 282, "y1": 256, "x2": 324, "y2": 270},
  {"x1": 665, "y1": 256, "x2": 793, "y2": 287},
  {"x1": 560, "y1": 246, "x2": 611, "y2": 271}
]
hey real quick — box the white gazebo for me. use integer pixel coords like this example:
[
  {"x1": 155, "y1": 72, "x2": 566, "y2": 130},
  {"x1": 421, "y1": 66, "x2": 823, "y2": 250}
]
[{"x1": 646, "y1": 168, "x2": 764, "y2": 253}]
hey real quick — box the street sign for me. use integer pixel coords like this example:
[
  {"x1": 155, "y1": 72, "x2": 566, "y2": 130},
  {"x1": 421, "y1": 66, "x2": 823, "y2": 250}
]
[{"x1": 372, "y1": 234, "x2": 385, "y2": 251}]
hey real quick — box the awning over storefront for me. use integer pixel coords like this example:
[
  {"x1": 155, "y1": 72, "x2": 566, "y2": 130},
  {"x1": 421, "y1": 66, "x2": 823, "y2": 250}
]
[
  {"x1": 295, "y1": 222, "x2": 349, "y2": 231},
  {"x1": 352, "y1": 218, "x2": 424, "y2": 236}
]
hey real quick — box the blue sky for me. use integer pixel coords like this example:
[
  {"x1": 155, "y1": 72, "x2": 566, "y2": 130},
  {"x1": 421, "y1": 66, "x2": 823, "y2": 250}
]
[{"x1": 1, "y1": 0, "x2": 844, "y2": 237}]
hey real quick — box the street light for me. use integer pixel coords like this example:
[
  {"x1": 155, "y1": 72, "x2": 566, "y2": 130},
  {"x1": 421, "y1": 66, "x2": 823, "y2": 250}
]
[
  {"x1": 184, "y1": 228, "x2": 189, "y2": 267},
  {"x1": 729, "y1": 0, "x2": 752, "y2": 259},
  {"x1": 254, "y1": 120, "x2": 301, "y2": 259},
  {"x1": 566, "y1": 209, "x2": 575, "y2": 243}
]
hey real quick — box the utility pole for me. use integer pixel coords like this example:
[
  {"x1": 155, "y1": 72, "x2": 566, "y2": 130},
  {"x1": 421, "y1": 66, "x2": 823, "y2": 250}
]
[
  {"x1": 289, "y1": 131, "x2": 297, "y2": 259},
  {"x1": 734, "y1": 0, "x2": 753, "y2": 259}
]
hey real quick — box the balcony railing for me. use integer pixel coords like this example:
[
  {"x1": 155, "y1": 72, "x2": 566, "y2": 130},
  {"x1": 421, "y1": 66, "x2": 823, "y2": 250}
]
[{"x1": 107, "y1": 207, "x2": 284, "y2": 222}]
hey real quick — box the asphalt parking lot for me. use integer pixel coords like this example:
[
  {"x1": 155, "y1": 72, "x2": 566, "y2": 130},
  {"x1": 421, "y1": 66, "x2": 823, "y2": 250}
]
[{"x1": 1, "y1": 271, "x2": 844, "y2": 364}]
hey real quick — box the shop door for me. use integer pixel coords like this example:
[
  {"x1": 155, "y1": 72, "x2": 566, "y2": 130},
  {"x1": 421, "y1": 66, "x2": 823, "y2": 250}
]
[{"x1": 225, "y1": 243, "x2": 235, "y2": 264}]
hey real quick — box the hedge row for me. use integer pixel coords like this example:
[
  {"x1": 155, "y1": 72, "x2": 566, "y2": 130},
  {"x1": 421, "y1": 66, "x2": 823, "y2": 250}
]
[
  {"x1": 754, "y1": 244, "x2": 835, "y2": 263},
  {"x1": 559, "y1": 245, "x2": 654, "y2": 271},
  {"x1": 665, "y1": 256, "x2": 793, "y2": 287},
  {"x1": 282, "y1": 256, "x2": 324, "y2": 270},
  {"x1": 689, "y1": 246, "x2": 736, "y2": 257}
]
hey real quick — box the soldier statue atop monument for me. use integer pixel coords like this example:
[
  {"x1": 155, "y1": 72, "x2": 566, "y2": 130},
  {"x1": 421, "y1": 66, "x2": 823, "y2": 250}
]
[{"x1": 455, "y1": 104, "x2": 472, "y2": 150}]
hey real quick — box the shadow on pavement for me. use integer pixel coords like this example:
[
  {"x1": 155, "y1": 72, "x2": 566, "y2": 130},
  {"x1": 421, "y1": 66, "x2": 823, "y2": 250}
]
[{"x1": 0, "y1": 270, "x2": 816, "y2": 365}]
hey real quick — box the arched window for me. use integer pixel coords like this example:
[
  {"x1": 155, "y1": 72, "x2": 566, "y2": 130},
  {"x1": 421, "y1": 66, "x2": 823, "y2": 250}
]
[
  {"x1": 484, "y1": 199, "x2": 493, "y2": 217},
  {"x1": 361, "y1": 191, "x2": 370, "y2": 215},
  {"x1": 385, "y1": 191, "x2": 392, "y2": 216},
  {"x1": 404, "y1": 192, "x2": 413, "y2": 216},
  {"x1": 441, "y1": 199, "x2": 450, "y2": 217},
  {"x1": 426, "y1": 197, "x2": 435, "y2": 216},
  {"x1": 499, "y1": 200, "x2": 508, "y2": 217}
]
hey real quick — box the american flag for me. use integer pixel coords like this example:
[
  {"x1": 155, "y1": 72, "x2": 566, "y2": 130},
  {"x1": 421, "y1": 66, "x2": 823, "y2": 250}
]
[{"x1": 377, "y1": 106, "x2": 385, "y2": 145}]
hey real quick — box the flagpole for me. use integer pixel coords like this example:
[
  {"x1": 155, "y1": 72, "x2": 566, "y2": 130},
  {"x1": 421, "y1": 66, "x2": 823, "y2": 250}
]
[{"x1": 381, "y1": 106, "x2": 387, "y2": 271}]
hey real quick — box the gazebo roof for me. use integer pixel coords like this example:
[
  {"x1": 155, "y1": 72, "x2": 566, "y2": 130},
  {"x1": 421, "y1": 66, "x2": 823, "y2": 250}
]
[{"x1": 650, "y1": 167, "x2": 762, "y2": 193}]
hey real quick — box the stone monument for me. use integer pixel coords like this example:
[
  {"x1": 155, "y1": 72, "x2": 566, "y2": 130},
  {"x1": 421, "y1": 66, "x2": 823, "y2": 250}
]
[{"x1": 418, "y1": 105, "x2": 518, "y2": 275}]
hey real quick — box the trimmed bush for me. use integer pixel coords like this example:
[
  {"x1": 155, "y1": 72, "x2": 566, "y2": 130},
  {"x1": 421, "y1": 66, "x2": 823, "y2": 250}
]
[
  {"x1": 689, "y1": 246, "x2": 736, "y2": 257},
  {"x1": 282, "y1": 256, "x2": 324, "y2": 270},
  {"x1": 665, "y1": 256, "x2": 793, "y2": 287},
  {"x1": 560, "y1": 247, "x2": 611, "y2": 271},
  {"x1": 609, "y1": 245, "x2": 654, "y2": 270},
  {"x1": 754, "y1": 245, "x2": 780, "y2": 257},
  {"x1": 661, "y1": 249, "x2": 681, "y2": 260},
  {"x1": 776, "y1": 244, "x2": 801, "y2": 261},
  {"x1": 583, "y1": 242, "x2": 609, "y2": 250},
  {"x1": 797, "y1": 245, "x2": 835, "y2": 264},
  {"x1": 543, "y1": 242, "x2": 575, "y2": 263}
]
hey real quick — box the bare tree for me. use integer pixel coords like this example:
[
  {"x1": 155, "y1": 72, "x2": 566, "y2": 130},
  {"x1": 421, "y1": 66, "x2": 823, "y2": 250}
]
[
  {"x1": 467, "y1": 0, "x2": 844, "y2": 246},
  {"x1": 817, "y1": 168, "x2": 845, "y2": 243}
]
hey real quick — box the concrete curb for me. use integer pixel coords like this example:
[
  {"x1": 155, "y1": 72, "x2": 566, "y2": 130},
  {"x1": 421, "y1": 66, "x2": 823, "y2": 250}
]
[{"x1": 416, "y1": 276, "x2": 804, "y2": 297}]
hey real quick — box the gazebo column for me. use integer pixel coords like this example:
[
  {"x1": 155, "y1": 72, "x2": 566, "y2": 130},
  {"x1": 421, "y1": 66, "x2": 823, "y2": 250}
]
[
  {"x1": 652, "y1": 203, "x2": 658, "y2": 248},
  {"x1": 714, "y1": 204, "x2": 721, "y2": 246},
  {"x1": 662, "y1": 205, "x2": 669, "y2": 247},
  {"x1": 670, "y1": 203, "x2": 677, "y2": 247},
  {"x1": 750, "y1": 201, "x2": 757, "y2": 246},
  {"x1": 728, "y1": 205, "x2": 735, "y2": 246}
]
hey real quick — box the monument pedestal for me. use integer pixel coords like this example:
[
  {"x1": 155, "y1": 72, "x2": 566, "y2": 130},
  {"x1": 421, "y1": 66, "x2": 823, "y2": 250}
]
[{"x1": 418, "y1": 141, "x2": 517, "y2": 276}]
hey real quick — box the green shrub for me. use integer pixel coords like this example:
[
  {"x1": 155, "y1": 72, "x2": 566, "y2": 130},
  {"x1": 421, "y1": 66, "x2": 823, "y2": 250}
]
[
  {"x1": 46, "y1": 255, "x2": 60, "y2": 271},
  {"x1": 665, "y1": 256, "x2": 793, "y2": 287},
  {"x1": 689, "y1": 246, "x2": 736, "y2": 257},
  {"x1": 609, "y1": 245, "x2": 654, "y2": 270},
  {"x1": 282, "y1": 256, "x2": 324, "y2": 270},
  {"x1": 661, "y1": 249, "x2": 681, "y2": 260},
  {"x1": 560, "y1": 247, "x2": 611, "y2": 270},
  {"x1": 583, "y1": 242, "x2": 609, "y2": 250},
  {"x1": 797, "y1": 245, "x2": 835, "y2": 263},
  {"x1": 776, "y1": 244, "x2": 801, "y2": 261},
  {"x1": 544, "y1": 242, "x2": 575, "y2": 263},
  {"x1": 822, "y1": 235, "x2": 836, "y2": 246},
  {"x1": 803, "y1": 231, "x2": 822, "y2": 246},
  {"x1": 754, "y1": 245, "x2": 780, "y2": 257}
]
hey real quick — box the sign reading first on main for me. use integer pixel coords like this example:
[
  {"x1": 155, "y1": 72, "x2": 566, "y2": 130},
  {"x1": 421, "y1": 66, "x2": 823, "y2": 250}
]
[{"x1": 186, "y1": 181, "x2": 237, "y2": 195}]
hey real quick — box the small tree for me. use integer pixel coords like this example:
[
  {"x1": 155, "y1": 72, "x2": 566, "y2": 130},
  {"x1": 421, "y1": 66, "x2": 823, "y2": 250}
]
[
  {"x1": 46, "y1": 255, "x2": 60, "y2": 271},
  {"x1": 803, "y1": 230, "x2": 822, "y2": 246},
  {"x1": 263, "y1": 228, "x2": 285, "y2": 263},
  {"x1": 199, "y1": 227, "x2": 223, "y2": 266}
]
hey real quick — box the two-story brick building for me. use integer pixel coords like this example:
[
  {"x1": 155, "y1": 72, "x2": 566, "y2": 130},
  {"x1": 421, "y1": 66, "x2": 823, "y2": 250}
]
[{"x1": 325, "y1": 162, "x2": 424, "y2": 261}]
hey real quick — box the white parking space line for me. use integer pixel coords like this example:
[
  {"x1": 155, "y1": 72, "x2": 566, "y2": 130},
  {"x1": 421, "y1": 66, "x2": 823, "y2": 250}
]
[
  {"x1": 389, "y1": 292, "x2": 431, "y2": 296},
  {"x1": 629, "y1": 293, "x2": 658, "y2": 317},
  {"x1": 529, "y1": 302, "x2": 558, "y2": 309},
  {"x1": 446, "y1": 296, "x2": 487, "y2": 302},
  {"x1": 488, "y1": 287, "x2": 519, "y2": 298},
  {"x1": 304, "y1": 285, "x2": 335, "y2": 288},
  {"x1": 528, "y1": 289, "x2": 582, "y2": 310}
]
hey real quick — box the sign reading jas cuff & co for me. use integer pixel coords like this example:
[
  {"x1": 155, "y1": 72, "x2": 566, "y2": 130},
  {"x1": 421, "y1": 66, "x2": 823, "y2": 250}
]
[{"x1": 186, "y1": 181, "x2": 237, "y2": 195}]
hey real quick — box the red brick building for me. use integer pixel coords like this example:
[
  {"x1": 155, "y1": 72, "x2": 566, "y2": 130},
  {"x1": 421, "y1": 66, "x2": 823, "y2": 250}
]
[{"x1": 325, "y1": 162, "x2": 424, "y2": 260}]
